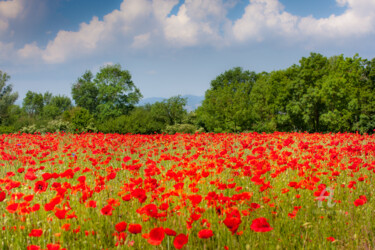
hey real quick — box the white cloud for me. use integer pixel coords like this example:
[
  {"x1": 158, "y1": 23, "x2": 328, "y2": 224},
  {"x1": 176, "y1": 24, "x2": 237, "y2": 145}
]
[
  {"x1": 233, "y1": 0, "x2": 375, "y2": 43},
  {"x1": 132, "y1": 32, "x2": 151, "y2": 48},
  {"x1": 17, "y1": 42, "x2": 42, "y2": 59},
  {"x1": 10, "y1": 0, "x2": 375, "y2": 64},
  {"x1": 299, "y1": 0, "x2": 375, "y2": 39},
  {"x1": 163, "y1": 0, "x2": 231, "y2": 46},
  {"x1": 233, "y1": 0, "x2": 298, "y2": 42},
  {"x1": 0, "y1": 0, "x2": 24, "y2": 32}
]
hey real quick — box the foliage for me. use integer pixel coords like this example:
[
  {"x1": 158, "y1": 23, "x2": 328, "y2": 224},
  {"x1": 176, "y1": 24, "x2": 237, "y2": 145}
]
[
  {"x1": 197, "y1": 53, "x2": 375, "y2": 134},
  {"x1": 150, "y1": 96, "x2": 187, "y2": 126},
  {"x1": 0, "y1": 70, "x2": 18, "y2": 125},
  {"x1": 197, "y1": 67, "x2": 257, "y2": 132},
  {"x1": 0, "y1": 125, "x2": 15, "y2": 134},
  {"x1": 163, "y1": 123, "x2": 197, "y2": 134},
  {"x1": 72, "y1": 64, "x2": 142, "y2": 122},
  {"x1": 66, "y1": 107, "x2": 96, "y2": 133}
]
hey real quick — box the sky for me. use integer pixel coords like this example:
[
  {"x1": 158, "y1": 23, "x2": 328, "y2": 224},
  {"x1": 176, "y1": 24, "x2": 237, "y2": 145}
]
[{"x1": 1, "y1": 0, "x2": 375, "y2": 103}]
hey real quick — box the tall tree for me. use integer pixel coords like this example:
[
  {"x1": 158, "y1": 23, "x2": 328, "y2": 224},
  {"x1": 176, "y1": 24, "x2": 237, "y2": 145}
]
[
  {"x1": 22, "y1": 91, "x2": 44, "y2": 116},
  {"x1": 286, "y1": 53, "x2": 329, "y2": 131},
  {"x1": 0, "y1": 70, "x2": 18, "y2": 125},
  {"x1": 151, "y1": 96, "x2": 187, "y2": 125},
  {"x1": 71, "y1": 71, "x2": 98, "y2": 114},
  {"x1": 197, "y1": 67, "x2": 257, "y2": 132},
  {"x1": 72, "y1": 64, "x2": 142, "y2": 121}
]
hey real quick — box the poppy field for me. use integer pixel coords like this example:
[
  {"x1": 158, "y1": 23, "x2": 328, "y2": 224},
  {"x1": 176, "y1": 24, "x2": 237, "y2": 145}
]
[{"x1": 0, "y1": 132, "x2": 375, "y2": 249}]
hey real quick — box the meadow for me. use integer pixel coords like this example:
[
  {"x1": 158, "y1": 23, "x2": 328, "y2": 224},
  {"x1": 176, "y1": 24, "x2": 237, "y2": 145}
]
[{"x1": 0, "y1": 132, "x2": 374, "y2": 249}]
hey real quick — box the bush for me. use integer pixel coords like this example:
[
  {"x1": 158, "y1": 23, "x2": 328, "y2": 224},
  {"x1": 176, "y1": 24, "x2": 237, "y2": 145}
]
[
  {"x1": 68, "y1": 107, "x2": 97, "y2": 133},
  {"x1": 44, "y1": 119, "x2": 70, "y2": 133},
  {"x1": 0, "y1": 125, "x2": 16, "y2": 134},
  {"x1": 19, "y1": 124, "x2": 39, "y2": 134},
  {"x1": 163, "y1": 124, "x2": 197, "y2": 134}
]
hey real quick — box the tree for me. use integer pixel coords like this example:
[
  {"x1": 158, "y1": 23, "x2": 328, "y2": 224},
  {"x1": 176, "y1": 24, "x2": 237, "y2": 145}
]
[
  {"x1": 197, "y1": 67, "x2": 257, "y2": 132},
  {"x1": 151, "y1": 96, "x2": 187, "y2": 126},
  {"x1": 0, "y1": 70, "x2": 18, "y2": 125},
  {"x1": 43, "y1": 95, "x2": 72, "y2": 120},
  {"x1": 72, "y1": 64, "x2": 142, "y2": 121},
  {"x1": 22, "y1": 91, "x2": 44, "y2": 116},
  {"x1": 71, "y1": 71, "x2": 98, "y2": 114},
  {"x1": 285, "y1": 53, "x2": 329, "y2": 132}
]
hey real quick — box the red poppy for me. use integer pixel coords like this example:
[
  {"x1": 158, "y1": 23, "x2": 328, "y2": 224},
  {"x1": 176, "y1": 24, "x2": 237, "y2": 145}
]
[
  {"x1": 27, "y1": 245, "x2": 40, "y2": 250},
  {"x1": 6, "y1": 203, "x2": 19, "y2": 213},
  {"x1": 0, "y1": 191, "x2": 6, "y2": 202},
  {"x1": 250, "y1": 217, "x2": 273, "y2": 232},
  {"x1": 25, "y1": 171, "x2": 37, "y2": 181},
  {"x1": 327, "y1": 237, "x2": 335, "y2": 242},
  {"x1": 128, "y1": 224, "x2": 142, "y2": 234},
  {"x1": 29, "y1": 229, "x2": 43, "y2": 237},
  {"x1": 198, "y1": 229, "x2": 214, "y2": 239},
  {"x1": 34, "y1": 181, "x2": 48, "y2": 193},
  {"x1": 148, "y1": 227, "x2": 165, "y2": 245},
  {"x1": 100, "y1": 204, "x2": 113, "y2": 216},
  {"x1": 164, "y1": 228, "x2": 177, "y2": 236},
  {"x1": 144, "y1": 204, "x2": 158, "y2": 218},
  {"x1": 46, "y1": 243, "x2": 62, "y2": 250},
  {"x1": 54, "y1": 208, "x2": 67, "y2": 219},
  {"x1": 23, "y1": 194, "x2": 34, "y2": 202},
  {"x1": 223, "y1": 209, "x2": 242, "y2": 234},
  {"x1": 173, "y1": 234, "x2": 188, "y2": 249},
  {"x1": 115, "y1": 221, "x2": 127, "y2": 232},
  {"x1": 354, "y1": 198, "x2": 365, "y2": 206},
  {"x1": 86, "y1": 200, "x2": 97, "y2": 208}
]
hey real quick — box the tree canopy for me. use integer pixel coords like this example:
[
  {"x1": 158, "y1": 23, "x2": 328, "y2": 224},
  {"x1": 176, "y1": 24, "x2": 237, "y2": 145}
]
[
  {"x1": 0, "y1": 71, "x2": 18, "y2": 125},
  {"x1": 72, "y1": 64, "x2": 142, "y2": 121}
]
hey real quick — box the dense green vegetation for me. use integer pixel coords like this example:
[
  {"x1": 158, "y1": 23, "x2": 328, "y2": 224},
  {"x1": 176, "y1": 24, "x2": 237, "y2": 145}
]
[{"x1": 1, "y1": 53, "x2": 375, "y2": 134}]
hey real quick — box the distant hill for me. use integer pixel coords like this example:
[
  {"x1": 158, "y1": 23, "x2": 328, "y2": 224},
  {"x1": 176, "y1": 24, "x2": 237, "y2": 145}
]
[{"x1": 138, "y1": 95, "x2": 204, "y2": 112}]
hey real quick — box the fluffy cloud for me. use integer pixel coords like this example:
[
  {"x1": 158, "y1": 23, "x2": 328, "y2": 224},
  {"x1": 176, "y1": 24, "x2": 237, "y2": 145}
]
[
  {"x1": 13, "y1": 0, "x2": 375, "y2": 64},
  {"x1": 0, "y1": 0, "x2": 24, "y2": 32},
  {"x1": 233, "y1": 0, "x2": 375, "y2": 43}
]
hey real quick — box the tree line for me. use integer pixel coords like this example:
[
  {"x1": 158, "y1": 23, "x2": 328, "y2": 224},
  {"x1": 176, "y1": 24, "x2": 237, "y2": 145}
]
[{"x1": 0, "y1": 53, "x2": 374, "y2": 134}]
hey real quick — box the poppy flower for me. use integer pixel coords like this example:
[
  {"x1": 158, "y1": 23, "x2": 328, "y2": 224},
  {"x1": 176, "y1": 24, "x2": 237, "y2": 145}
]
[
  {"x1": 164, "y1": 228, "x2": 176, "y2": 236},
  {"x1": 6, "y1": 203, "x2": 19, "y2": 213},
  {"x1": 27, "y1": 245, "x2": 40, "y2": 250},
  {"x1": 29, "y1": 229, "x2": 43, "y2": 237},
  {"x1": 86, "y1": 200, "x2": 97, "y2": 208},
  {"x1": 128, "y1": 224, "x2": 142, "y2": 234},
  {"x1": 34, "y1": 181, "x2": 48, "y2": 193},
  {"x1": 327, "y1": 237, "x2": 335, "y2": 242},
  {"x1": 0, "y1": 191, "x2": 6, "y2": 202},
  {"x1": 100, "y1": 204, "x2": 113, "y2": 216},
  {"x1": 46, "y1": 243, "x2": 62, "y2": 250},
  {"x1": 354, "y1": 198, "x2": 366, "y2": 206},
  {"x1": 147, "y1": 227, "x2": 165, "y2": 245},
  {"x1": 144, "y1": 204, "x2": 158, "y2": 218},
  {"x1": 25, "y1": 171, "x2": 37, "y2": 181},
  {"x1": 173, "y1": 234, "x2": 188, "y2": 249},
  {"x1": 250, "y1": 217, "x2": 273, "y2": 232},
  {"x1": 198, "y1": 229, "x2": 214, "y2": 239},
  {"x1": 115, "y1": 221, "x2": 127, "y2": 232},
  {"x1": 223, "y1": 209, "x2": 242, "y2": 234}
]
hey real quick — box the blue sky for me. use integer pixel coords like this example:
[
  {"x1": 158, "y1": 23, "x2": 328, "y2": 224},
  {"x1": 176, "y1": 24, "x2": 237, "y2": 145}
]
[{"x1": 1, "y1": 0, "x2": 375, "y2": 103}]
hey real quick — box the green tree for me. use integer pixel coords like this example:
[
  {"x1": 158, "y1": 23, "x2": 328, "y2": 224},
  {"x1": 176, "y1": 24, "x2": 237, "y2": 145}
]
[
  {"x1": 0, "y1": 70, "x2": 18, "y2": 125},
  {"x1": 197, "y1": 67, "x2": 257, "y2": 132},
  {"x1": 72, "y1": 64, "x2": 142, "y2": 121},
  {"x1": 150, "y1": 95, "x2": 187, "y2": 126},
  {"x1": 71, "y1": 71, "x2": 98, "y2": 114},
  {"x1": 22, "y1": 91, "x2": 44, "y2": 116},
  {"x1": 285, "y1": 53, "x2": 329, "y2": 132}
]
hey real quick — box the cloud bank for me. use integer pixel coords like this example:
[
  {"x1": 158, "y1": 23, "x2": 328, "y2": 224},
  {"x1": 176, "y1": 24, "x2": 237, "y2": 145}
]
[{"x1": 2, "y1": 0, "x2": 375, "y2": 64}]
